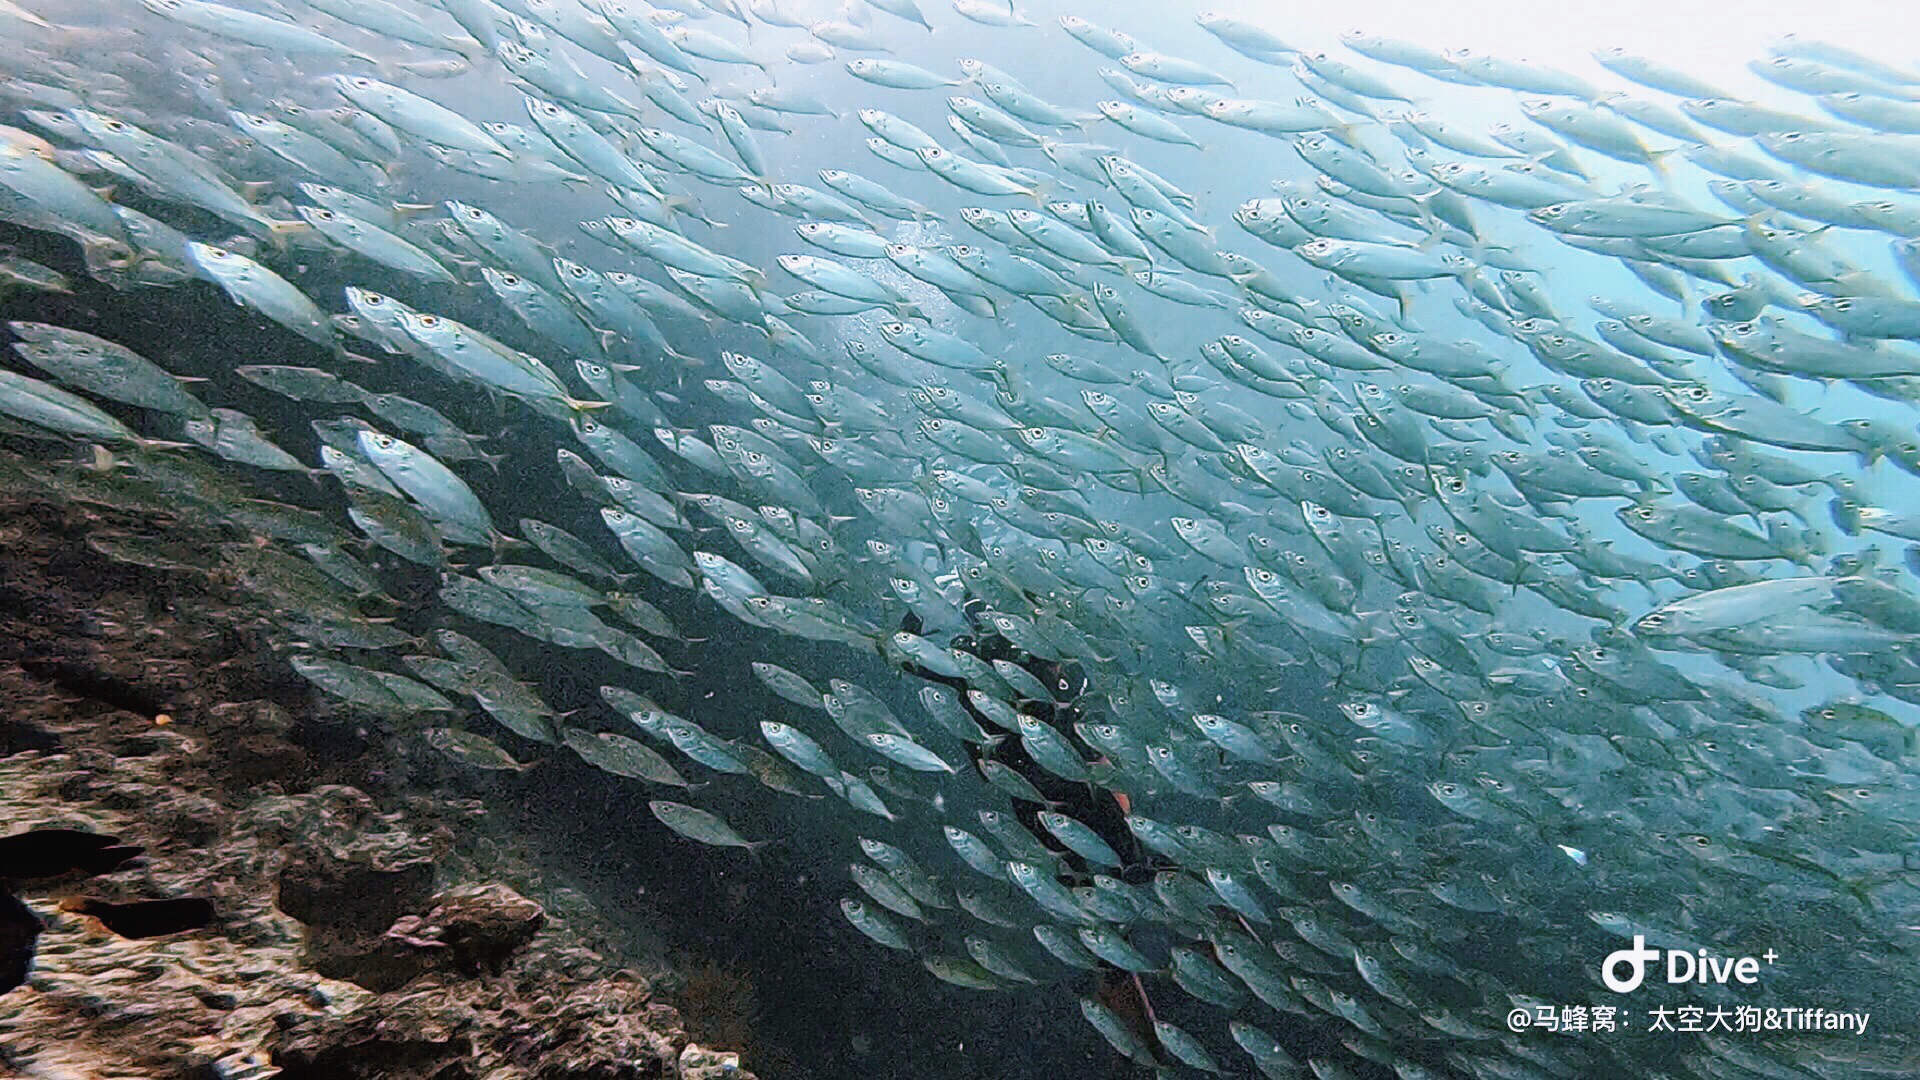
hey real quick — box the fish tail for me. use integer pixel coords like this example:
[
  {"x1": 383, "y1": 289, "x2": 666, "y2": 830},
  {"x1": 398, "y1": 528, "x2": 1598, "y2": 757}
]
[
  {"x1": 1644, "y1": 147, "x2": 1679, "y2": 185},
  {"x1": 661, "y1": 195, "x2": 701, "y2": 226},
  {"x1": 1020, "y1": 174, "x2": 1057, "y2": 209},
  {"x1": 1763, "y1": 517, "x2": 1818, "y2": 568},
  {"x1": 447, "y1": 35, "x2": 489, "y2": 62}
]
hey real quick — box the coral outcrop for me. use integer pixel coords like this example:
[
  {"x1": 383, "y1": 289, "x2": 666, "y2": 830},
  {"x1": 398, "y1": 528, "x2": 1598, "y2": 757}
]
[{"x1": 0, "y1": 487, "x2": 755, "y2": 1080}]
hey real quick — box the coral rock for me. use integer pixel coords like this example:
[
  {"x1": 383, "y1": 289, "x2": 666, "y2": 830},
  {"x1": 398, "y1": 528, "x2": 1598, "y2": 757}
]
[
  {"x1": 388, "y1": 884, "x2": 545, "y2": 975},
  {"x1": 678, "y1": 1043, "x2": 743, "y2": 1080},
  {"x1": 0, "y1": 492, "x2": 756, "y2": 1080}
]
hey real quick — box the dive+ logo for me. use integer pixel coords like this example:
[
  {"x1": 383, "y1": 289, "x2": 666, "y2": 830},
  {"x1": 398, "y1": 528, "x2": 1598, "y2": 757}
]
[{"x1": 1602, "y1": 936, "x2": 1779, "y2": 993}]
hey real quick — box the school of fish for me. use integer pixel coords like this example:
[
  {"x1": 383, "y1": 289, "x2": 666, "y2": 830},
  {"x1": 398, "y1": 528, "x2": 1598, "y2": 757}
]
[{"x1": 3, "y1": 0, "x2": 1920, "y2": 1075}]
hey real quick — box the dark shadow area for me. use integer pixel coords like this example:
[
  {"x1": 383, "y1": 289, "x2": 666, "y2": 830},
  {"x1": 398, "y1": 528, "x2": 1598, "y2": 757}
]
[
  {"x1": 58, "y1": 896, "x2": 216, "y2": 939},
  {"x1": 0, "y1": 828, "x2": 143, "y2": 882}
]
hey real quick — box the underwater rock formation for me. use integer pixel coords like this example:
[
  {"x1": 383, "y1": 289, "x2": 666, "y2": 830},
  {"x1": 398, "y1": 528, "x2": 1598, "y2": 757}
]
[
  {"x1": 0, "y1": 489, "x2": 756, "y2": 1080},
  {"x1": 269, "y1": 936, "x2": 696, "y2": 1080}
]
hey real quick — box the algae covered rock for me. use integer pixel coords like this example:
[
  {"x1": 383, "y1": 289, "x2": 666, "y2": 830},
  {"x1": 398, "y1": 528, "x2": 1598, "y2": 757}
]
[
  {"x1": 678, "y1": 1043, "x2": 744, "y2": 1080},
  {"x1": 385, "y1": 883, "x2": 546, "y2": 975},
  {"x1": 0, "y1": 498, "x2": 759, "y2": 1079}
]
